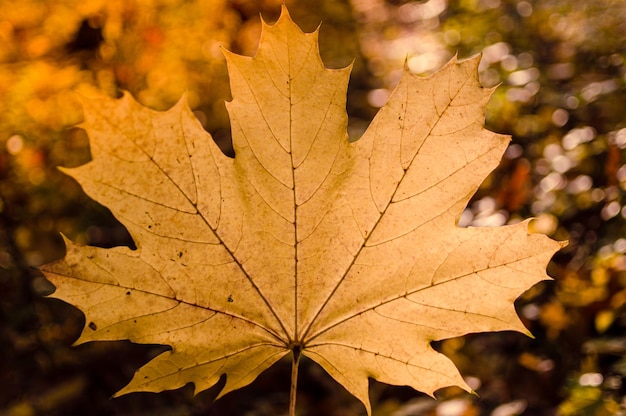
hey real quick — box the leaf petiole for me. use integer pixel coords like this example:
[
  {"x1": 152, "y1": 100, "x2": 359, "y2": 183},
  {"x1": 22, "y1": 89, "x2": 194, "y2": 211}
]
[{"x1": 289, "y1": 346, "x2": 301, "y2": 416}]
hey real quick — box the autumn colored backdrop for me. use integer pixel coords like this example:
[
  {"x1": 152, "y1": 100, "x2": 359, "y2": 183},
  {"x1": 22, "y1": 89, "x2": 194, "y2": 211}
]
[{"x1": 1, "y1": 0, "x2": 626, "y2": 415}]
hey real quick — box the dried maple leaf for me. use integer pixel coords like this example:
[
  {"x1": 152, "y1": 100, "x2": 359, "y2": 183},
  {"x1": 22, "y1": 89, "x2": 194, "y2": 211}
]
[{"x1": 41, "y1": 6, "x2": 564, "y2": 414}]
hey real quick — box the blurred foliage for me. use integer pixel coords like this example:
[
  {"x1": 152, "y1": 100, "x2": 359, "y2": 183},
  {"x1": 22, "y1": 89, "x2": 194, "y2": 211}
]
[{"x1": 1, "y1": 0, "x2": 626, "y2": 415}]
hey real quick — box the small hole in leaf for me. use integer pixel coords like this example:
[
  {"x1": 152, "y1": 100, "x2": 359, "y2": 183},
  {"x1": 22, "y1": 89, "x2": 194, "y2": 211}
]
[
  {"x1": 227, "y1": 295, "x2": 233, "y2": 303},
  {"x1": 126, "y1": 291, "x2": 131, "y2": 295},
  {"x1": 88, "y1": 322, "x2": 97, "y2": 330}
]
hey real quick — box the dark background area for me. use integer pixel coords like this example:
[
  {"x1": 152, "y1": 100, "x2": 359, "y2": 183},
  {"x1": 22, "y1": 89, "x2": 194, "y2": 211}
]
[{"x1": 1, "y1": 0, "x2": 626, "y2": 414}]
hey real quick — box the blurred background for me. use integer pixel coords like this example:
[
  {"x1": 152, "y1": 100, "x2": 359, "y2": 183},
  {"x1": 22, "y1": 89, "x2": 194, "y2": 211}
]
[{"x1": 1, "y1": 0, "x2": 625, "y2": 414}]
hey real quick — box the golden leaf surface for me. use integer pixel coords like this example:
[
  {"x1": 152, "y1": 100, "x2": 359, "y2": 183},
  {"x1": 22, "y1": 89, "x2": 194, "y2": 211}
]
[{"x1": 41, "y1": 6, "x2": 564, "y2": 413}]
